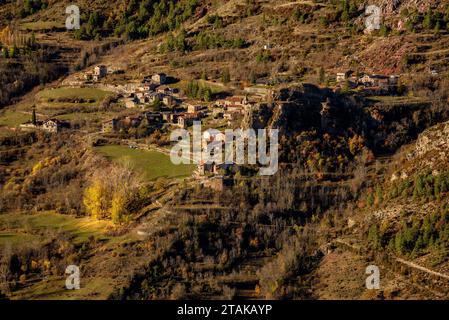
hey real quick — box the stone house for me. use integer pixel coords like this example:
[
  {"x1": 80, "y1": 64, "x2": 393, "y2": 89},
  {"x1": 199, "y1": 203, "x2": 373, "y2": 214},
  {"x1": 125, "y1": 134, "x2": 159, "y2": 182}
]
[
  {"x1": 186, "y1": 103, "x2": 202, "y2": 113},
  {"x1": 42, "y1": 119, "x2": 70, "y2": 133},
  {"x1": 156, "y1": 85, "x2": 171, "y2": 94},
  {"x1": 140, "y1": 82, "x2": 158, "y2": 92},
  {"x1": 359, "y1": 74, "x2": 389, "y2": 88},
  {"x1": 94, "y1": 65, "x2": 107, "y2": 78},
  {"x1": 149, "y1": 92, "x2": 163, "y2": 103},
  {"x1": 336, "y1": 71, "x2": 351, "y2": 82},
  {"x1": 358, "y1": 74, "x2": 400, "y2": 93},
  {"x1": 163, "y1": 95, "x2": 175, "y2": 106},
  {"x1": 134, "y1": 92, "x2": 149, "y2": 104},
  {"x1": 143, "y1": 112, "x2": 162, "y2": 124},
  {"x1": 151, "y1": 73, "x2": 167, "y2": 85},
  {"x1": 168, "y1": 112, "x2": 183, "y2": 124},
  {"x1": 178, "y1": 113, "x2": 200, "y2": 128},
  {"x1": 224, "y1": 109, "x2": 243, "y2": 120},
  {"x1": 220, "y1": 96, "x2": 248, "y2": 107},
  {"x1": 161, "y1": 112, "x2": 172, "y2": 122},
  {"x1": 102, "y1": 118, "x2": 119, "y2": 133}
]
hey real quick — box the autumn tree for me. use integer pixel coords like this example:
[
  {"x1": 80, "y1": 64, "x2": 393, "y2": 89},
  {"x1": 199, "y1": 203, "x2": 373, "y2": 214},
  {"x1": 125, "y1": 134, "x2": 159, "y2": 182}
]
[
  {"x1": 83, "y1": 164, "x2": 142, "y2": 224},
  {"x1": 83, "y1": 180, "x2": 108, "y2": 219}
]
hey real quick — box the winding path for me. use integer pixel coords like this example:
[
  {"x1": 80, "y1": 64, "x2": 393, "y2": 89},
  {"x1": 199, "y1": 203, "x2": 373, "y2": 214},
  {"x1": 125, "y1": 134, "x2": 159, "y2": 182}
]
[{"x1": 395, "y1": 258, "x2": 449, "y2": 281}]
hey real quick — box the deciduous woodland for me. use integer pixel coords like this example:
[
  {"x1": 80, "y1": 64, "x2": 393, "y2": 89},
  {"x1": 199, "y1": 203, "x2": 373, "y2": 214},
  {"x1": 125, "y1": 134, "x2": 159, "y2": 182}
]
[{"x1": 2, "y1": 0, "x2": 449, "y2": 300}]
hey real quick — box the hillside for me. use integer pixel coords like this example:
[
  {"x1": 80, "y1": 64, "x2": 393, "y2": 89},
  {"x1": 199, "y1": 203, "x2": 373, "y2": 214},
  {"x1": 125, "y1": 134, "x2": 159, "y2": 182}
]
[{"x1": 2, "y1": 0, "x2": 449, "y2": 301}]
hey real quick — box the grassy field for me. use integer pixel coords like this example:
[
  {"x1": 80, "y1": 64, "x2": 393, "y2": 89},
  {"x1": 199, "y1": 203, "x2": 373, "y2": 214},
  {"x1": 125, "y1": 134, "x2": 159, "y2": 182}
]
[
  {"x1": 0, "y1": 211, "x2": 130, "y2": 300},
  {"x1": 95, "y1": 145, "x2": 195, "y2": 180},
  {"x1": 0, "y1": 110, "x2": 32, "y2": 127},
  {"x1": 10, "y1": 275, "x2": 115, "y2": 300},
  {"x1": 36, "y1": 87, "x2": 111, "y2": 103},
  {"x1": 366, "y1": 96, "x2": 429, "y2": 105},
  {"x1": 0, "y1": 232, "x2": 38, "y2": 248},
  {"x1": 55, "y1": 111, "x2": 116, "y2": 121},
  {"x1": 0, "y1": 108, "x2": 111, "y2": 130},
  {"x1": 0, "y1": 212, "x2": 112, "y2": 248},
  {"x1": 20, "y1": 21, "x2": 63, "y2": 31}
]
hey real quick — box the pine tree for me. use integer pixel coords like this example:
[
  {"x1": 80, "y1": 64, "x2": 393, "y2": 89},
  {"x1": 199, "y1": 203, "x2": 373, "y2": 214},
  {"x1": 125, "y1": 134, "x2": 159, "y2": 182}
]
[
  {"x1": 366, "y1": 193, "x2": 374, "y2": 207},
  {"x1": 30, "y1": 32, "x2": 36, "y2": 47},
  {"x1": 175, "y1": 29, "x2": 187, "y2": 52},
  {"x1": 203, "y1": 88, "x2": 212, "y2": 102},
  {"x1": 250, "y1": 71, "x2": 257, "y2": 84},
  {"x1": 342, "y1": 79, "x2": 350, "y2": 93},
  {"x1": 318, "y1": 67, "x2": 325, "y2": 84},
  {"x1": 423, "y1": 8, "x2": 434, "y2": 30},
  {"x1": 349, "y1": 1, "x2": 357, "y2": 18},
  {"x1": 341, "y1": 9, "x2": 350, "y2": 23},
  {"x1": 31, "y1": 106, "x2": 37, "y2": 125},
  {"x1": 380, "y1": 25, "x2": 389, "y2": 37},
  {"x1": 395, "y1": 232, "x2": 404, "y2": 254},
  {"x1": 434, "y1": 177, "x2": 441, "y2": 200},
  {"x1": 342, "y1": 10, "x2": 349, "y2": 22},
  {"x1": 221, "y1": 68, "x2": 231, "y2": 84},
  {"x1": 412, "y1": 235, "x2": 423, "y2": 257},
  {"x1": 375, "y1": 185, "x2": 383, "y2": 204},
  {"x1": 414, "y1": 175, "x2": 424, "y2": 199},
  {"x1": 368, "y1": 225, "x2": 380, "y2": 249},
  {"x1": 434, "y1": 20, "x2": 441, "y2": 34},
  {"x1": 422, "y1": 216, "x2": 432, "y2": 247}
]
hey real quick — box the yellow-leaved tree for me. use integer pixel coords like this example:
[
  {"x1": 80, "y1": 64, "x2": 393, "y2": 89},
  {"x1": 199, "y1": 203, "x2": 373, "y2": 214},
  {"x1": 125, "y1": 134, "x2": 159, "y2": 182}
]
[
  {"x1": 111, "y1": 190, "x2": 128, "y2": 225},
  {"x1": 83, "y1": 179, "x2": 109, "y2": 219},
  {"x1": 83, "y1": 163, "x2": 141, "y2": 224}
]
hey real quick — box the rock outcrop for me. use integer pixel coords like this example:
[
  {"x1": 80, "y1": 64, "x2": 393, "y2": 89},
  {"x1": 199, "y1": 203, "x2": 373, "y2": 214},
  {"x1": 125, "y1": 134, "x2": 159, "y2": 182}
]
[{"x1": 406, "y1": 120, "x2": 449, "y2": 172}]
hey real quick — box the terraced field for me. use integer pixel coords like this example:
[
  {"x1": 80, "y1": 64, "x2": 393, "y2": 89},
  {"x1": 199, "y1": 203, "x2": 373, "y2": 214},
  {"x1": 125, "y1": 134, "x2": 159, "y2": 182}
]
[
  {"x1": 0, "y1": 110, "x2": 31, "y2": 128},
  {"x1": 36, "y1": 87, "x2": 111, "y2": 104}
]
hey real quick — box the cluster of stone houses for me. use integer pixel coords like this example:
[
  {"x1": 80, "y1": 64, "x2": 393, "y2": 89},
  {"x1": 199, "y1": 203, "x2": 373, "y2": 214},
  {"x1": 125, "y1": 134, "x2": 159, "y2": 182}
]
[
  {"x1": 101, "y1": 72, "x2": 259, "y2": 133},
  {"x1": 102, "y1": 112, "x2": 164, "y2": 133},
  {"x1": 336, "y1": 71, "x2": 400, "y2": 94},
  {"x1": 104, "y1": 73, "x2": 258, "y2": 132},
  {"x1": 102, "y1": 102, "x2": 208, "y2": 133},
  {"x1": 212, "y1": 95, "x2": 252, "y2": 121},
  {"x1": 123, "y1": 73, "x2": 182, "y2": 109},
  {"x1": 66, "y1": 65, "x2": 124, "y2": 85}
]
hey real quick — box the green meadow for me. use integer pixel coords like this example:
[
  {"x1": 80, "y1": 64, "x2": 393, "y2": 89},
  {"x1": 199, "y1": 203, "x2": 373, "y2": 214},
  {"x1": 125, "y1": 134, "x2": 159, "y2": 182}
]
[
  {"x1": 0, "y1": 110, "x2": 32, "y2": 127},
  {"x1": 0, "y1": 212, "x2": 112, "y2": 248},
  {"x1": 37, "y1": 87, "x2": 111, "y2": 104},
  {"x1": 95, "y1": 145, "x2": 195, "y2": 180}
]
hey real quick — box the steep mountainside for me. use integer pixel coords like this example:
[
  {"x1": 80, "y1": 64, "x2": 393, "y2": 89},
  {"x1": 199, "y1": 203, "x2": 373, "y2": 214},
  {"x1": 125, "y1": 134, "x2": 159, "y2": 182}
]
[{"x1": 2, "y1": 0, "x2": 449, "y2": 300}]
